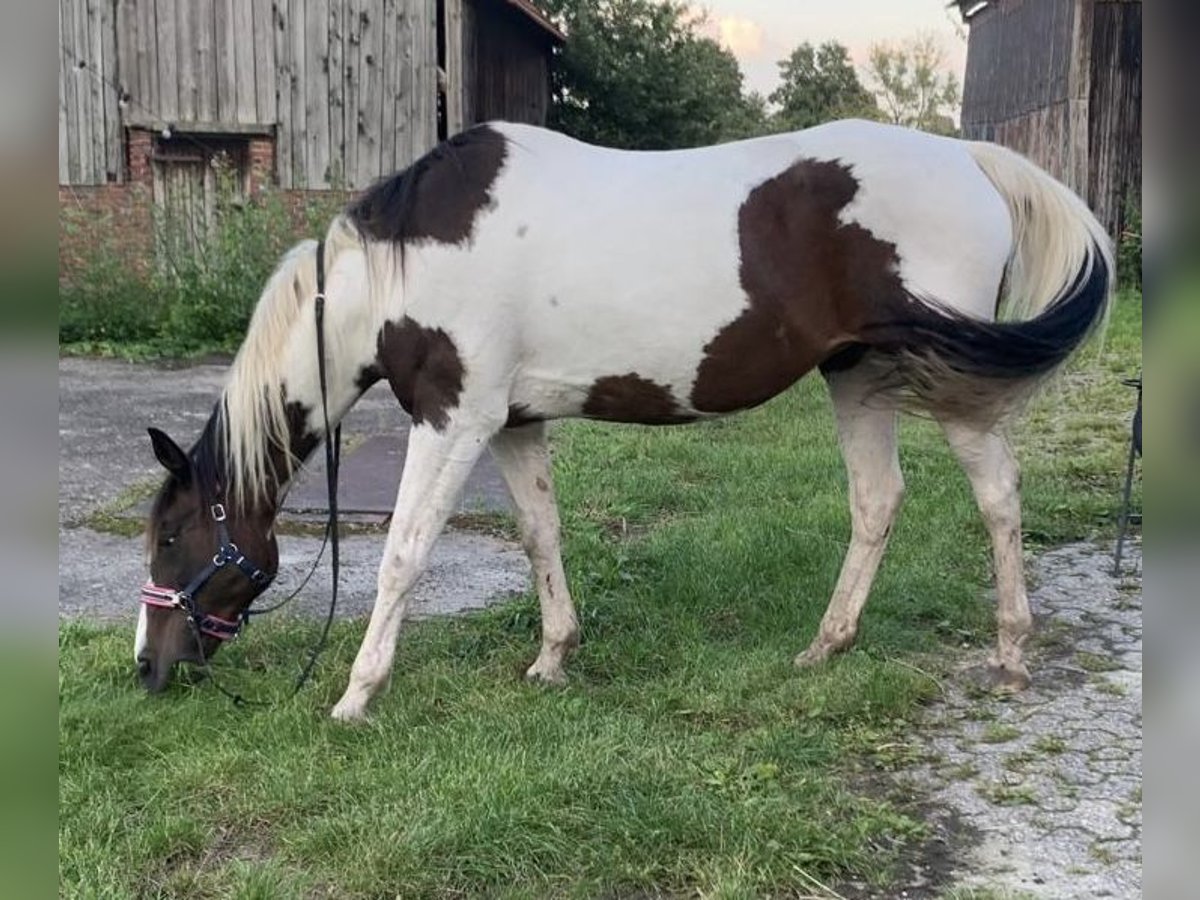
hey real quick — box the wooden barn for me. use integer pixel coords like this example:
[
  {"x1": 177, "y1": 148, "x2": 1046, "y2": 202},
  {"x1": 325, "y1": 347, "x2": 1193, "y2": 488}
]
[
  {"x1": 956, "y1": 0, "x2": 1141, "y2": 241},
  {"x1": 58, "y1": 0, "x2": 563, "y2": 273}
]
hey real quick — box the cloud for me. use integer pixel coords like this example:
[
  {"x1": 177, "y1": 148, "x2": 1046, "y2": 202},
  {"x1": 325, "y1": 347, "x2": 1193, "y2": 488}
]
[
  {"x1": 689, "y1": 7, "x2": 767, "y2": 59},
  {"x1": 715, "y1": 16, "x2": 766, "y2": 58}
]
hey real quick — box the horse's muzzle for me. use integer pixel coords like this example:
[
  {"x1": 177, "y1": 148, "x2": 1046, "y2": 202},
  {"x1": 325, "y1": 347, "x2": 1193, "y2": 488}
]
[{"x1": 136, "y1": 653, "x2": 171, "y2": 693}]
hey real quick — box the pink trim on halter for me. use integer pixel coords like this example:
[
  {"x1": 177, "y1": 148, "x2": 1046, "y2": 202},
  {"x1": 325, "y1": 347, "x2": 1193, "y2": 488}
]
[
  {"x1": 138, "y1": 581, "x2": 243, "y2": 640},
  {"x1": 140, "y1": 581, "x2": 181, "y2": 608}
]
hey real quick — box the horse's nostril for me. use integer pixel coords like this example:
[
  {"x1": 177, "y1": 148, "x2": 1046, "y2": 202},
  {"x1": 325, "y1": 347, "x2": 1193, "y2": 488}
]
[{"x1": 137, "y1": 657, "x2": 152, "y2": 679}]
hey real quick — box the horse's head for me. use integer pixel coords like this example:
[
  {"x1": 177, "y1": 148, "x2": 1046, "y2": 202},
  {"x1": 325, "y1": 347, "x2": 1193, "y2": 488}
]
[{"x1": 135, "y1": 427, "x2": 278, "y2": 692}]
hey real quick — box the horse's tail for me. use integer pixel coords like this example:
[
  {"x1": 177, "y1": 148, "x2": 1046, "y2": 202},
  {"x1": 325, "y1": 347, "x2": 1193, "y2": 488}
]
[{"x1": 862, "y1": 142, "x2": 1114, "y2": 424}]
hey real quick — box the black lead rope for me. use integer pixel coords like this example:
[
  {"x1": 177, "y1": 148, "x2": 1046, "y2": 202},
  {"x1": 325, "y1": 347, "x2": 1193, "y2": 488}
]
[
  {"x1": 184, "y1": 238, "x2": 341, "y2": 707},
  {"x1": 291, "y1": 238, "x2": 342, "y2": 695}
]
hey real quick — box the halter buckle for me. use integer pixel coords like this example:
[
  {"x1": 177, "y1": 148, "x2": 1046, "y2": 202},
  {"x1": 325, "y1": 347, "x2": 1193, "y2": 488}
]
[{"x1": 211, "y1": 503, "x2": 227, "y2": 522}]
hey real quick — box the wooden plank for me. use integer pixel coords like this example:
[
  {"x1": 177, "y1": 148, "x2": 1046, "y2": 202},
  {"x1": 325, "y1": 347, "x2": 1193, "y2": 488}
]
[
  {"x1": 231, "y1": 0, "x2": 256, "y2": 122},
  {"x1": 87, "y1": 0, "x2": 107, "y2": 180},
  {"x1": 461, "y1": 0, "x2": 475, "y2": 126},
  {"x1": 404, "y1": 0, "x2": 425, "y2": 166},
  {"x1": 251, "y1": 0, "x2": 275, "y2": 122},
  {"x1": 135, "y1": 0, "x2": 159, "y2": 120},
  {"x1": 215, "y1": 0, "x2": 236, "y2": 122},
  {"x1": 273, "y1": 0, "x2": 292, "y2": 185},
  {"x1": 328, "y1": 0, "x2": 345, "y2": 186},
  {"x1": 101, "y1": 0, "x2": 122, "y2": 180},
  {"x1": 416, "y1": 0, "x2": 436, "y2": 156},
  {"x1": 116, "y1": 0, "x2": 137, "y2": 119},
  {"x1": 354, "y1": 0, "x2": 381, "y2": 187},
  {"x1": 194, "y1": 0, "x2": 217, "y2": 121},
  {"x1": 444, "y1": 0, "x2": 463, "y2": 135},
  {"x1": 343, "y1": 0, "x2": 360, "y2": 185},
  {"x1": 123, "y1": 115, "x2": 273, "y2": 134},
  {"x1": 391, "y1": 0, "x2": 411, "y2": 172},
  {"x1": 71, "y1": 0, "x2": 94, "y2": 183},
  {"x1": 155, "y1": 0, "x2": 178, "y2": 120},
  {"x1": 59, "y1": 0, "x2": 73, "y2": 183},
  {"x1": 151, "y1": 156, "x2": 166, "y2": 267},
  {"x1": 305, "y1": 0, "x2": 330, "y2": 186},
  {"x1": 379, "y1": 0, "x2": 396, "y2": 177},
  {"x1": 173, "y1": 0, "x2": 195, "y2": 120},
  {"x1": 289, "y1": 0, "x2": 308, "y2": 184}
]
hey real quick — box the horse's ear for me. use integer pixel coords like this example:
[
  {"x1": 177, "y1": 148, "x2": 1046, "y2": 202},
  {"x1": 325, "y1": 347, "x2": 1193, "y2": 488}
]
[{"x1": 147, "y1": 428, "x2": 191, "y2": 483}]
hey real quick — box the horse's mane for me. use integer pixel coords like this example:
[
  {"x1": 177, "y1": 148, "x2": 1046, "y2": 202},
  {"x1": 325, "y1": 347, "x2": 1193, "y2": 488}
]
[
  {"x1": 221, "y1": 216, "x2": 361, "y2": 512},
  {"x1": 218, "y1": 127, "x2": 505, "y2": 512},
  {"x1": 344, "y1": 124, "x2": 506, "y2": 248}
]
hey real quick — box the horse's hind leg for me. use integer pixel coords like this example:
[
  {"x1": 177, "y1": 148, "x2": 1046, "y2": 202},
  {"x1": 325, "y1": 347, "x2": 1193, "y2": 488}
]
[
  {"x1": 938, "y1": 419, "x2": 1032, "y2": 690},
  {"x1": 489, "y1": 423, "x2": 579, "y2": 684},
  {"x1": 331, "y1": 416, "x2": 500, "y2": 722},
  {"x1": 796, "y1": 367, "x2": 904, "y2": 667}
]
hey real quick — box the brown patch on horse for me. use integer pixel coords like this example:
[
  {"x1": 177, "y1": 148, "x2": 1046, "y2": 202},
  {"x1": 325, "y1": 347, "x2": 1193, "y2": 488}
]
[
  {"x1": 690, "y1": 159, "x2": 906, "y2": 413},
  {"x1": 582, "y1": 374, "x2": 695, "y2": 425},
  {"x1": 346, "y1": 125, "x2": 507, "y2": 247},
  {"x1": 377, "y1": 318, "x2": 466, "y2": 431}
]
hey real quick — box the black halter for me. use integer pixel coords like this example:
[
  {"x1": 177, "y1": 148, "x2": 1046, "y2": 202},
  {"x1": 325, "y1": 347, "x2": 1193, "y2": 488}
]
[{"x1": 140, "y1": 499, "x2": 273, "y2": 641}]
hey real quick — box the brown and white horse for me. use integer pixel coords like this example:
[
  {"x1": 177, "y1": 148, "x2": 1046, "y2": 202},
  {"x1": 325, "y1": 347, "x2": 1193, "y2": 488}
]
[{"x1": 135, "y1": 119, "x2": 1112, "y2": 721}]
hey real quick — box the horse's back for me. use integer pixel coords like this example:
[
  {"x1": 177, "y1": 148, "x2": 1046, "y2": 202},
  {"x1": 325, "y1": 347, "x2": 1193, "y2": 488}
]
[{"x1": 397, "y1": 121, "x2": 1014, "y2": 424}]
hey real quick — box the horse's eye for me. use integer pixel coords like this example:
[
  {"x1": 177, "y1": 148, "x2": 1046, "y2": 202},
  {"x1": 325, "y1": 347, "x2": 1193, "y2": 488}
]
[{"x1": 158, "y1": 534, "x2": 177, "y2": 549}]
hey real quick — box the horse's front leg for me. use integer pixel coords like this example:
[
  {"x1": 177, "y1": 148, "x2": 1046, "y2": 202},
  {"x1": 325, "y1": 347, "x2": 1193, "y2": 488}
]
[{"x1": 331, "y1": 414, "x2": 500, "y2": 722}]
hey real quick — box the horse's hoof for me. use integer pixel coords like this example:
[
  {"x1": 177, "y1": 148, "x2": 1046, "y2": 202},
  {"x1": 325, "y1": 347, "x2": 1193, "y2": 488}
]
[
  {"x1": 525, "y1": 661, "x2": 568, "y2": 686},
  {"x1": 793, "y1": 644, "x2": 833, "y2": 669},
  {"x1": 986, "y1": 660, "x2": 1031, "y2": 692},
  {"x1": 331, "y1": 696, "x2": 370, "y2": 723}
]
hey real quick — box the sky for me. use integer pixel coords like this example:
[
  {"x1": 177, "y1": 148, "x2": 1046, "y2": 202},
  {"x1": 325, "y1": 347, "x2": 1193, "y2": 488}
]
[{"x1": 689, "y1": 1, "x2": 969, "y2": 100}]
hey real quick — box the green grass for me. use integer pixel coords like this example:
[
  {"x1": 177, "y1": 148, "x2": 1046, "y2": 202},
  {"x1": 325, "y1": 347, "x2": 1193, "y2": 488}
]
[{"x1": 59, "y1": 293, "x2": 1141, "y2": 898}]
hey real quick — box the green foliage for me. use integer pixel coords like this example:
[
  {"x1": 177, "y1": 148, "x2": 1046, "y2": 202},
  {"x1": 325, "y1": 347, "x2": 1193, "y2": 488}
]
[
  {"x1": 60, "y1": 168, "x2": 344, "y2": 359},
  {"x1": 867, "y1": 34, "x2": 962, "y2": 135},
  {"x1": 1117, "y1": 197, "x2": 1141, "y2": 289},
  {"x1": 541, "y1": 0, "x2": 768, "y2": 148},
  {"x1": 770, "y1": 41, "x2": 879, "y2": 131},
  {"x1": 539, "y1": 2, "x2": 962, "y2": 147}
]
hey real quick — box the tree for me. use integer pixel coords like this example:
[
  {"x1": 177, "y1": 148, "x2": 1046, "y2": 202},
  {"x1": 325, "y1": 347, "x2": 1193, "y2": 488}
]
[
  {"x1": 866, "y1": 34, "x2": 961, "y2": 135},
  {"x1": 539, "y1": 0, "x2": 767, "y2": 149},
  {"x1": 768, "y1": 41, "x2": 879, "y2": 131}
]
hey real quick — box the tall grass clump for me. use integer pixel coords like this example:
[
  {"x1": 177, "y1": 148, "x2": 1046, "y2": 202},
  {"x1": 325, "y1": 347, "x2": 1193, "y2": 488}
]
[
  {"x1": 60, "y1": 160, "x2": 346, "y2": 359},
  {"x1": 1117, "y1": 195, "x2": 1141, "y2": 290}
]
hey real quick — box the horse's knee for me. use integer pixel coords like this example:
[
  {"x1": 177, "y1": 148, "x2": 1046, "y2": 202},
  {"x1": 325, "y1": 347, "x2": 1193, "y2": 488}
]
[{"x1": 376, "y1": 538, "x2": 432, "y2": 598}]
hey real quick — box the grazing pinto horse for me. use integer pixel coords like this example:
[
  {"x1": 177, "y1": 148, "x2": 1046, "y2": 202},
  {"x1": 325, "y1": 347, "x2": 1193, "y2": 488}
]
[{"x1": 136, "y1": 120, "x2": 1112, "y2": 721}]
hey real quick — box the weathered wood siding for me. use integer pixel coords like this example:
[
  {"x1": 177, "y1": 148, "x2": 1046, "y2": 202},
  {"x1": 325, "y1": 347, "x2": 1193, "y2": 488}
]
[
  {"x1": 960, "y1": 0, "x2": 1082, "y2": 191},
  {"x1": 961, "y1": 0, "x2": 1141, "y2": 239},
  {"x1": 59, "y1": 0, "x2": 124, "y2": 184},
  {"x1": 62, "y1": 0, "x2": 445, "y2": 189},
  {"x1": 467, "y1": 0, "x2": 552, "y2": 126},
  {"x1": 1087, "y1": 0, "x2": 1141, "y2": 239}
]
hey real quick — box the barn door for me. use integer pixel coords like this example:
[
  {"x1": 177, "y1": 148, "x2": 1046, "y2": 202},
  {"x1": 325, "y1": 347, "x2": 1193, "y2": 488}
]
[{"x1": 150, "y1": 138, "x2": 249, "y2": 273}]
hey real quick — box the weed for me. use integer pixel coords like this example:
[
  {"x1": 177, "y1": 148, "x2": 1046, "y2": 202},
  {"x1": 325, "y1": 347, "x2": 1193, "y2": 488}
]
[
  {"x1": 976, "y1": 781, "x2": 1038, "y2": 807},
  {"x1": 980, "y1": 723, "x2": 1021, "y2": 744},
  {"x1": 1074, "y1": 651, "x2": 1121, "y2": 673},
  {"x1": 1032, "y1": 734, "x2": 1068, "y2": 755},
  {"x1": 61, "y1": 169, "x2": 346, "y2": 358}
]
